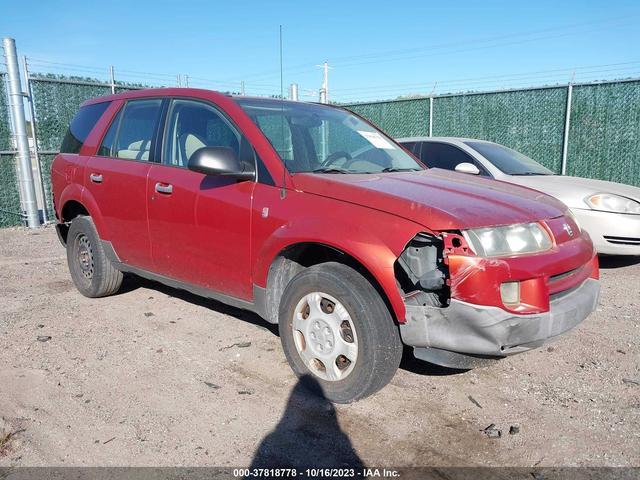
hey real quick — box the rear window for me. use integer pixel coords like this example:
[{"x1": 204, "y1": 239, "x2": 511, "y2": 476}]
[{"x1": 60, "y1": 102, "x2": 110, "y2": 154}]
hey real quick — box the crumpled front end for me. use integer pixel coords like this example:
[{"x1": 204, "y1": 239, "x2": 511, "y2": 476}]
[{"x1": 394, "y1": 222, "x2": 601, "y2": 368}]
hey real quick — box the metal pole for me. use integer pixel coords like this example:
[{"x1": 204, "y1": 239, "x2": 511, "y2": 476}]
[
  {"x1": 429, "y1": 96, "x2": 434, "y2": 137},
  {"x1": 22, "y1": 55, "x2": 48, "y2": 223},
  {"x1": 561, "y1": 82, "x2": 573, "y2": 175},
  {"x1": 3, "y1": 38, "x2": 39, "y2": 228},
  {"x1": 289, "y1": 83, "x2": 298, "y2": 101},
  {"x1": 240, "y1": 80, "x2": 245, "y2": 95},
  {"x1": 176, "y1": 74, "x2": 181, "y2": 87},
  {"x1": 109, "y1": 65, "x2": 115, "y2": 94},
  {"x1": 184, "y1": 74, "x2": 189, "y2": 87}
]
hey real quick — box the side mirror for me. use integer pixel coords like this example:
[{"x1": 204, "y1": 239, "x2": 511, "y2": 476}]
[
  {"x1": 188, "y1": 146, "x2": 255, "y2": 181},
  {"x1": 455, "y1": 162, "x2": 480, "y2": 175}
]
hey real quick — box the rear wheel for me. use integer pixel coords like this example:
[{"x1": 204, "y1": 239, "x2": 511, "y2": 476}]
[
  {"x1": 279, "y1": 262, "x2": 402, "y2": 403},
  {"x1": 66, "y1": 216, "x2": 123, "y2": 298}
]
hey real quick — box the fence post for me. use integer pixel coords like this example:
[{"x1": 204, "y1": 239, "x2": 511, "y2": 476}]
[
  {"x1": 22, "y1": 55, "x2": 48, "y2": 223},
  {"x1": 429, "y1": 96, "x2": 434, "y2": 137},
  {"x1": 560, "y1": 82, "x2": 573, "y2": 175},
  {"x1": 109, "y1": 65, "x2": 115, "y2": 94},
  {"x1": 3, "y1": 37, "x2": 40, "y2": 228}
]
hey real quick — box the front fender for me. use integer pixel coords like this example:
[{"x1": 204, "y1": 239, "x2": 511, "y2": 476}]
[{"x1": 254, "y1": 214, "x2": 424, "y2": 323}]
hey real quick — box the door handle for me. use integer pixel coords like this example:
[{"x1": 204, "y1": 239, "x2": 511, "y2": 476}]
[
  {"x1": 155, "y1": 182, "x2": 173, "y2": 194},
  {"x1": 89, "y1": 173, "x2": 103, "y2": 183}
]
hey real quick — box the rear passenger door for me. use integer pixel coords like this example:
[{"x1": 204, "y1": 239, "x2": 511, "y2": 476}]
[
  {"x1": 85, "y1": 98, "x2": 163, "y2": 270},
  {"x1": 146, "y1": 98, "x2": 255, "y2": 299}
]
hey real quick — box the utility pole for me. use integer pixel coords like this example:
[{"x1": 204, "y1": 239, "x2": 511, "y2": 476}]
[
  {"x1": 240, "y1": 80, "x2": 245, "y2": 96},
  {"x1": 289, "y1": 83, "x2": 298, "y2": 101},
  {"x1": 3, "y1": 37, "x2": 39, "y2": 228},
  {"x1": 317, "y1": 61, "x2": 330, "y2": 104}
]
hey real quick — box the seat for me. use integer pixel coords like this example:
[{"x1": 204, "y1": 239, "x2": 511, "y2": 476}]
[
  {"x1": 118, "y1": 139, "x2": 150, "y2": 160},
  {"x1": 178, "y1": 133, "x2": 207, "y2": 167}
]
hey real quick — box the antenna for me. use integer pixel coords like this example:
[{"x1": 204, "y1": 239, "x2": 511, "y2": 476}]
[{"x1": 279, "y1": 25, "x2": 287, "y2": 199}]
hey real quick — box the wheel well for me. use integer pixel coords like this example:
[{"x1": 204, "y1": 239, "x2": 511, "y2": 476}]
[
  {"x1": 264, "y1": 242, "x2": 395, "y2": 324},
  {"x1": 57, "y1": 200, "x2": 89, "y2": 244}
]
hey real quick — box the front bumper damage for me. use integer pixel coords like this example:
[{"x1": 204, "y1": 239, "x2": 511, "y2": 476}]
[{"x1": 400, "y1": 278, "x2": 600, "y2": 369}]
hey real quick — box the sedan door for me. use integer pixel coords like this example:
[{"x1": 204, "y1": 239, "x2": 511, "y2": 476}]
[
  {"x1": 85, "y1": 98, "x2": 163, "y2": 270},
  {"x1": 147, "y1": 98, "x2": 255, "y2": 300}
]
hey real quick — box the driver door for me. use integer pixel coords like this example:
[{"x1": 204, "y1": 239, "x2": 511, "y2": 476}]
[{"x1": 147, "y1": 98, "x2": 255, "y2": 299}]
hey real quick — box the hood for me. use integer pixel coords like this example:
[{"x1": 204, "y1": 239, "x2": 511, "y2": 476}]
[
  {"x1": 504, "y1": 175, "x2": 640, "y2": 209},
  {"x1": 292, "y1": 168, "x2": 567, "y2": 230}
]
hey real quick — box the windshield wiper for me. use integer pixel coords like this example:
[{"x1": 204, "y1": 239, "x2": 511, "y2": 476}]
[
  {"x1": 511, "y1": 172, "x2": 549, "y2": 176},
  {"x1": 311, "y1": 167, "x2": 353, "y2": 174},
  {"x1": 381, "y1": 167, "x2": 422, "y2": 173}
]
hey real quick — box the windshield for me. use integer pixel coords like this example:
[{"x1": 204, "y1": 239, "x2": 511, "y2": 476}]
[
  {"x1": 465, "y1": 141, "x2": 553, "y2": 176},
  {"x1": 236, "y1": 98, "x2": 424, "y2": 174}
]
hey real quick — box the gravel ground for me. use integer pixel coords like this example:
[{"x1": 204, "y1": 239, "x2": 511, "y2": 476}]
[{"x1": 0, "y1": 226, "x2": 638, "y2": 467}]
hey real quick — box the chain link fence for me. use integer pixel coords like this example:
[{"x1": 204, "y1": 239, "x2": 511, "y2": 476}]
[
  {"x1": 1, "y1": 54, "x2": 639, "y2": 227},
  {"x1": 344, "y1": 80, "x2": 640, "y2": 186}
]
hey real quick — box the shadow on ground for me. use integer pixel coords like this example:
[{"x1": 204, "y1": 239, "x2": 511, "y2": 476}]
[
  {"x1": 249, "y1": 375, "x2": 364, "y2": 469},
  {"x1": 117, "y1": 274, "x2": 468, "y2": 378},
  {"x1": 116, "y1": 273, "x2": 278, "y2": 335},
  {"x1": 598, "y1": 255, "x2": 640, "y2": 269}
]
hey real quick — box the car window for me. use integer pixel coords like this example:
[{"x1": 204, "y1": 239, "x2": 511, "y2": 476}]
[
  {"x1": 400, "y1": 141, "x2": 417, "y2": 154},
  {"x1": 421, "y1": 142, "x2": 486, "y2": 174},
  {"x1": 236, "y1": 99, "x2": 423, "y2": 174},
  {"x1": 61, "y1": 101, "x2": 110, "y2": 154},
  {"x1": 109, "y1": 99, "x2": 163, "y2": 161},
  {"x1": 465, "y1": 141, "x2": 553, "y2": 176},
  {"x1": 163, "y1": 99, "x2": 240, "y2": 168},
  {"x1": 97, "y1": 109, "x2": 122, "y2": 157}
]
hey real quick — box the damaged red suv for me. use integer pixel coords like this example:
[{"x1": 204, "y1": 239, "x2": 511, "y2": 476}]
[{"x1": 51, "y1": 89, "x2": 600, "y2": 402}]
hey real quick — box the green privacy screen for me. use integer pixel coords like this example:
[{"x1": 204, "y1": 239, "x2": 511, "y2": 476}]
[
  {"x1": 567, "y1": 80, "x2": 640, "y2": 186},
  {"x1": 343, "y1": 82, "x2": 640, "y2": 186},
  {"x1": 430, "y1": 88, "x2": 567, "y2": 173},
  {"x1": 346, "y1": 98, "x2": 431, "y2": 138},
  {"x1": 0, "y1": 153, "x2": 22, "y2": 227},
  {"x1": 0, "y1": 74, "x2": 12, "y2": 151},
  {"x1": 31, "y1": 76, "x2": 112, "y2": 151}
]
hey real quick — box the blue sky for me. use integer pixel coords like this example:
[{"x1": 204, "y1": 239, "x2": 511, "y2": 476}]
[{"x1": 2, "y1": 0, "x2": 639, "y2": 102}]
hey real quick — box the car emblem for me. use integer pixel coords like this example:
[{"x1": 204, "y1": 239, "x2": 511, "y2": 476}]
[{"x1": 563, "y1": 223, "x2": 574, "y2": 237}]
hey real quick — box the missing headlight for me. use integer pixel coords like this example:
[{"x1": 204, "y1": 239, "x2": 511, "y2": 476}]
[{"x1": 395, "y1": 233, "x2": 449, "y2": 308}]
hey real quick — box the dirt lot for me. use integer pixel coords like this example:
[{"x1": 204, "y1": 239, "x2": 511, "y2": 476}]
[{"x1": 0, "y1": 226, "x2": 638, "y2": 467}]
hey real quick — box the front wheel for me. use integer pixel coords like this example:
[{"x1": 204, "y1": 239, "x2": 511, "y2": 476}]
[{"x1": 278, "y1": 262, "x2": 402, "y2": 403}]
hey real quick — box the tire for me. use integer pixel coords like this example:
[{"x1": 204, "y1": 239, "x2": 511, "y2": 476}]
[
  {"x1": 278, "y1": 262, "x2": 402, "y2": 403},
  {"x1": 66, "y1": 216, "x2": 123, "y2": 298}
]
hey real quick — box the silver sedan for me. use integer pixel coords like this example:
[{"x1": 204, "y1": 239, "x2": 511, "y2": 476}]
[{"x1": 397, "y1": 136, "x2": 640, "y2": 255}]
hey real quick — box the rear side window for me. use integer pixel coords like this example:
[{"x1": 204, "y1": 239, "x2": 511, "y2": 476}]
[
  {"x1": 113, "y1": 99, "x2": 163, "y2": 161},
  {"x1": 60, "y1": 102, "x2": 110, "y2": 154}
]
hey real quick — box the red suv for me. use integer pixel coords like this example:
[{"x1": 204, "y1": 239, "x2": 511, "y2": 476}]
[{"x1": 52, "y1": 89, "x2": 600, "y2": 402}]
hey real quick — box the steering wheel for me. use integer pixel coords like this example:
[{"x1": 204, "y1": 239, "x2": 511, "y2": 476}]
[{"x1": 320, "y1": 151, "x2": 352, "y2": 168}]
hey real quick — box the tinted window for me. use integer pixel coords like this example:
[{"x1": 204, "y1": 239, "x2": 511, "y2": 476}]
[
  {"x1": 97, "y1": 110, "x2": 122, "y2": 157},
  {"x1": 400, "y1": 141, "x2": 417, "y2": 154},
  {"x1": 60, "y1": 102, "x2": 110, "y2": 154},
  {"x1": 163, "y1": 99, "x2": 240, "y2": 167},
  {"x1": 421, "y1": 142, "x2": 477, "y2": 171},
  {"x1": 465, "y1": 141, "x2": 553, "y2": 175},
  {"x1": 113, "y1": 99, "x2": 163, "y2": 161}
]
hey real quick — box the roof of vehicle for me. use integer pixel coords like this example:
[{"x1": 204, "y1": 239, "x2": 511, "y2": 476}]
[
  {"x1": 81, "y1": 87, "x2": 325, "y2": 108},
  {"x1": 396, "y1": 136, "x2": 493, "y2": 144}
]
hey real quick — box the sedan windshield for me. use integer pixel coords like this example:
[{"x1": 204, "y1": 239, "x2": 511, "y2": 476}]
[
  {"x1": 466, "y1": 141, "x2": 553, "y2": 176},
  {"x1": 236, "y1": 98, "x2": 423, "y2": 174}
]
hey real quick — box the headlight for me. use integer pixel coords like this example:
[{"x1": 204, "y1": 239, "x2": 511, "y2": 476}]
[
  {"x1": 463, "y1": 222, "x2": 553, "y2": 257},
  {"x1": 585, "y1": 193, "x2": 640, "y2": 215}
]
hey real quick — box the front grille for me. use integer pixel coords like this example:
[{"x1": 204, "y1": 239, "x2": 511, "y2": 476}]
[{"x1": 604, "y1": 235, "x2": 640, "y2": 245}]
